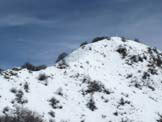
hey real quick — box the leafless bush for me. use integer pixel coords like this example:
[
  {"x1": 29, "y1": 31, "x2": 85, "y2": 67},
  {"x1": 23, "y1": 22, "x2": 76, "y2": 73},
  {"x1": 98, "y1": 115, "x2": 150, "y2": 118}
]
[{"x1": 0, "y1": 107, "x2": 44, "y2": 122}]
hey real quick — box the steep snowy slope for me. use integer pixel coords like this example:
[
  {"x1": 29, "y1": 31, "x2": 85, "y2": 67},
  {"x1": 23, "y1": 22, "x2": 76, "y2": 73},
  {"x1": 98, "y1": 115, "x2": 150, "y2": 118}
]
[{"x1": 0, "y1": 37, "x2": 162, "y2": 122}]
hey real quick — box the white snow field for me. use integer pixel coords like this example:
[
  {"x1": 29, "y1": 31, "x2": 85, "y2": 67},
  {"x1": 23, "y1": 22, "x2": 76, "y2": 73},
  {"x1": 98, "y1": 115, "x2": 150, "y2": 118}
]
[{"x1": 0, "y1": 37, "x2": 162, "y2": 122}]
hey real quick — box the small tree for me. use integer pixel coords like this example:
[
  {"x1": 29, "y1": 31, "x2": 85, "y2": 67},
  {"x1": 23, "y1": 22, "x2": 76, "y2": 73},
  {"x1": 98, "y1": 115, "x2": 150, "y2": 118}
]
[
  {"x1": 80, "y1": 41, "x2": 88, "y2": 47},
  {"x1": 116, "y1": 46, "x2": 127, "y2": 58},
  {"x1": 21, "y1": 63, "x2": 47, "y2": 71},
  {"x1": 121, "y1": 37, "x2": 127, "y2": 42},
  {"x1": 134, "y1": 38, "x2": 140, "y2": 42},
  {"x1": 56, "y1": 52, "x2": 68, "y2": 63},
  {"x1": 0, "y1": 68, "x2": 3, "y2": 73},
  {"x1": 24, "y1": 82, "x2": 29, "y2": 93}
]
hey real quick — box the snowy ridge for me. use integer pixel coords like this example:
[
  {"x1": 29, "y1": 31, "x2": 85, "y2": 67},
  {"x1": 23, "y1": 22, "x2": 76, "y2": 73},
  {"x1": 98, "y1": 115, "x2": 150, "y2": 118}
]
[{"x1": 0, "y1": 37, "x2": 162, "y2": 122}]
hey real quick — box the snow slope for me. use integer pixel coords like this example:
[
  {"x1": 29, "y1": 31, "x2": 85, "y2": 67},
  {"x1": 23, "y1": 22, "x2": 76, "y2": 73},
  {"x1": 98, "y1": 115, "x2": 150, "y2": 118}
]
[{"x1": 0, "y1": 37, "x2": 162, "y2": 122}]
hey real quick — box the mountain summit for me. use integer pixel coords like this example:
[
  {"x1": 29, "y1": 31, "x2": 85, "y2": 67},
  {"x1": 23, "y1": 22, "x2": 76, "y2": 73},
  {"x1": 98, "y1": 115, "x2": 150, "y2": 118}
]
[{"x1": 0, "y1": 37, "x2": 162, "y2": 122}]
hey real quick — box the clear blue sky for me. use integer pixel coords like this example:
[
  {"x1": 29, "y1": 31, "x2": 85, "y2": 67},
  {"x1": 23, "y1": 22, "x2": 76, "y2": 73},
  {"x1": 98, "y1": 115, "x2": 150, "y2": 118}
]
[{"x1": 0, "y1": 0, "x2": 162, "y2": 69}]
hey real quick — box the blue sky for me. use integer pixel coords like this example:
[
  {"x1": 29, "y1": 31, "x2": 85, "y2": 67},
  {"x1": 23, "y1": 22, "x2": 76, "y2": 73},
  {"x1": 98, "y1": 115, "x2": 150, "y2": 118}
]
[{"x1": 0, "y1": 0, "x2": 162, "y2": 69}]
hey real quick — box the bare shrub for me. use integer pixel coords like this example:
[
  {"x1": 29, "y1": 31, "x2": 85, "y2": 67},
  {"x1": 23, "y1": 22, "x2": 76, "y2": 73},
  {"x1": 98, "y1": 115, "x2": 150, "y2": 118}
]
[
  {"x1": 21, "y1": 63, "x2": 47, "y2": 71},
  {"x1": 38, "y1": 74, "x2": 48, "y2": 81},
  {"x1": 49, "y1": 97, "x2": 62, "y2": 109},
  {"x1": 80, "y1": 41, "x2": 88, "y2": 47},
  {"x1": 92, "y1": 37, "x2": 110, "y2": 43},
  {"x1": 86, "y1": 97, "x2": 97, "y2": 111},
  {"x1": 116, "y1": 46, "x2": 127, "y2": 59},
  {"x1": 0, "y1": 107, "x2": 44, "y2": 122},
  {"x1": 157, "y1": 113, "x2": 162, "y2": 122}
]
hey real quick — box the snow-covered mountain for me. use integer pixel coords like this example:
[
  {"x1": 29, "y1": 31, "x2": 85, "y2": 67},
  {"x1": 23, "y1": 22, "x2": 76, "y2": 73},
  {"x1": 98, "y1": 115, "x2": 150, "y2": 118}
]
[{"x1": 0, "y1": 37, "x2": 162, "y2": 122}]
